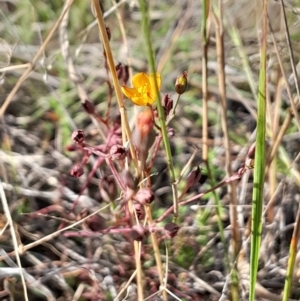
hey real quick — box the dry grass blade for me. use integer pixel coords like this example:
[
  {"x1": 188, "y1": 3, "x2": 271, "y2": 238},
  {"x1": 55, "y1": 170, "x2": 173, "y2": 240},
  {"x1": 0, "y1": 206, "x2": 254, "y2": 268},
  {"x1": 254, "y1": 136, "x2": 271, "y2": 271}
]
[
  {"x1": 212, "y1": 3, "x2": 239, "y2": 299},
  {"x1": 0, "y1": 0, "x2": 75, "y2": 118},
  {"x1": 59, "y1": 0, "x2": 106, "y2": 141},
  {"x1": 0, "y1": 180, "x2": 28, "y2": 301},
  {"x1": 201, "y1": 0, "x2": 210, "y2": 163},
  {"x1": 279, "y1": 0, "x2": 300, "y2": 132},
  {"x1": 0, "y1": 203, "x2": 110, "y2": 261},
  {"x1": 157, "y1": 0, "x2": 194, "y2": 73}
]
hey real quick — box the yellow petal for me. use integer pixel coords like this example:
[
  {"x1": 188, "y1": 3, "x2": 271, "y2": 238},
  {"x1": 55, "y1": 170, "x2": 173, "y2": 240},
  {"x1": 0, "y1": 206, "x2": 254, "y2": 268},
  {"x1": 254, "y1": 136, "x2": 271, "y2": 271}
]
[
  {"x1": 132, "y1": 73, "x2": 150, "y2": 92},
  {"x1": 131, "y1": 96, "x2": 149, "y2": 106},
  {"x1": 148, "y1": 73, "x2": 161, "y2": 102},
  {"x1": 121, "y1": 86, "x2": 140, "y2": 99},
  {"x1": 149, "y1": 73, "x2": 161, "y2": 90}
]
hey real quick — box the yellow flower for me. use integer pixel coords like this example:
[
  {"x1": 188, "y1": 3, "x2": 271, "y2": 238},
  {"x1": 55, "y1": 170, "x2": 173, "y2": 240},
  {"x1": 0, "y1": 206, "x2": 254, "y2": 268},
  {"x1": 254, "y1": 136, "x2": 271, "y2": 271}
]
[{"x1": 121, "y1": 72, "x2": 161, "y2": 106}]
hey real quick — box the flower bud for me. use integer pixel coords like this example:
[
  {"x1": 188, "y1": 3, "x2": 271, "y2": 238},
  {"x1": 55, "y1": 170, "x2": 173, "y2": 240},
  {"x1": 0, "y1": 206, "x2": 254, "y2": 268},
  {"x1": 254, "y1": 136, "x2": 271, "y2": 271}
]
[
  {"x1": 162, "y1": 94, "x2": 173, "y2": 116},
  {"x1": 86, "y1": 214, "x2": 106, "y2": 231},
  {"x1": 131, "y1": 225, "x2": 149, "y2": 241},
  {"x1": 110, "y1": 145, "x2": 127, "y2": 160},
  {"x1": 44, "y1": 111, "x2": 60, "y2": 122},
  {"x1": 70, "y1": 163, "x2": 84, "y2": 177},
  {"x1": 247, "y1": 142, "x2": 256, "y2": 159},
  {"x1": 133, "y1": 188, "x2": 155, "y2": 205},
  {"x1": 175, "y1": 71, "x2": 188, "y2": 95},
  {"x1": 115, "y1": 63, "x2": 129, "y2": 85},
  {"x1": 132, "y1": 109, "x2": 156, "y2": 164},
  {"x1": 72, "y1": 129, "x2": 85, "y2": 144},
  {"x1": 66, "y1": 144, "x2": 78, "y2": 152},
  {"x1": 114, "y1": 114, "x2": 122, "y2": 126},
  {"x1": 164, "y1": 223, "x2": 180, "y2": 238},
  {"x1": 186, "y1": 166, "x2": 201, "y2": 189},
  {"x1": 116, "y1": 63, "x2": 123, "y2": 80},
  {"x1": 82, "y1": 99, "x2": 95, "y2": 114},
  {"x1": 122, "y1": 65, "x2": 129, "y2": 85},
  {"x1": 245, "y1": 142, "x2": 256, "y2": 169},
  {"x1": 99, "y1": 176, "x2": 118, "y2": 202},
  {"x1": 133, "y1": 202, "x2": 145, "y2": 220},
  {"x1": 121, "y1": 170, "x2": 137, "y2": 191},
  {"x1": 136, "y1": 108, "x2": 154, "y2": 138},
  {"x1": 245, "y1": 157, "x2": 255, "y2": 170},
  {"x1": 106, "y1": 26, "x2": 111, "y2": 41},
  {"x1": 133, "y1": 202, "x2": 145, "y2": 221},
  {"x1": 167, "y1": 127, "x2": 175, "y2": 138}
]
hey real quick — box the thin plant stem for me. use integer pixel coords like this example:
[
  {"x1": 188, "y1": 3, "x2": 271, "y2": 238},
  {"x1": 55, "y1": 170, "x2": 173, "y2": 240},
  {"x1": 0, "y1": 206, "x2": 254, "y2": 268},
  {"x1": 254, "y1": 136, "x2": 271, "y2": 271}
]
[
  {"x1": 156, "y1": 170, "x2": 246, "y2": 223},
  {"x1": 267, "y1": 76, "x2": 283, "y2": 222},
  {"x1": 0, "y1": 181, "x2": 29, "y2": 301},
  {"x1": 279, "y1": 0, "x2": 300, "y2": 132},
  {"x1": 265, "y1": 15, "x2": 299, "y2": 174},
  {"x1": 0, "y1": 203, "x2": 111, "y2": 260},
  {"x1": 227, "y1": 24, "x2": 257, "y2": 100},
  {"x1": 138, "y1": 0, "x2": 179, "y2": 222},
  {"x1": 282, "y1": 195, "x2": 300, "y2": 300},
  {"x1": 145, "y1": 206, "x2": 167, "y2": 298},
  {"x1": 166, "y1": 94, "x2": 181, "y2": 125},
  {"x1": 201, "y1": 0, "x2": 209, "y2": 164},
  {"x1": 137, "y1": 1, "x2": 174, "y2": 300},
  {"x1": 199, "y1": 1, "x2": 221, "y2": 228},
  {"x1": 213, "y1": 2, "x2": 239, "y2": 299}
]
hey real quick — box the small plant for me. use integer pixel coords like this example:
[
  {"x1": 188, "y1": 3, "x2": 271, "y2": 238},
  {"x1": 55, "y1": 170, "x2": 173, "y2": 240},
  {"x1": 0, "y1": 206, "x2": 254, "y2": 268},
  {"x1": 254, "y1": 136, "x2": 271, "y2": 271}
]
[{"x1": 2, "y1": 1, "x2": 300, "y2": 301}]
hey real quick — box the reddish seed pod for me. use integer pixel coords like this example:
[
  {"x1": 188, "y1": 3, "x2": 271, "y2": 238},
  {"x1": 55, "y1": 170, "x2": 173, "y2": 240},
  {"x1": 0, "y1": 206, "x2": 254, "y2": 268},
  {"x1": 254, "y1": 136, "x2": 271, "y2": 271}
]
[
  {"x1": 133, "y1": 202, "x2": 145, "y2": 220},
  {"x1": 106, "y1": 26, "x2": 111, "y2": 41},
  {"x1": 133, "y1": 188, "x2": 155, "y2": 205},
  {"x1": 131, "y1": 225, "x2": 149, "y2": 241},
  {"x1": 114, "y1": 114, "x2": 122, "y2": 126},
  {"x1": 121, "y1": 170, "x2": 137, "y2": 191},
  {"x1": 86, "y1": 215, "x2": 106, "y2": 231},
  {"x1": 70, "y1": 163, "x2": 84, "y2": 177},
  {"x1": 72, "y1": 129, "x2": 85, "y2": 144},
  {"x1": 135, "y1": 108, "x2": 154, "y2": 138},
  {"x1": 167, "y1": 128, "x2": 175, "y2": 138},
  {"x1": 245, "y1": 157, "x2": 255, "y2": 170},
  {"x1": 110, "y1": 144, "x2": 127, "y2": 160},
  {"x1": 116, "y1": 63, "x2": 123, "y2": 80},
  {"x1": 82, "y1": 99, "x2": 95, "y2": 114},
  {"x1": 247, "y1": 142, "x2": 256, "y2": 159},
  {"x1": 244, "y1": 142, "x2": 256, "y2": 170},
  {"x1": 99, "y1": 176, "x2": 118, "y2": 202},
  {"x1": 186, "y1": 166, "x2": 201, "y2": 189},
  {"x1": 164, "y1": 223, "x2": 180, "y2": 238},
  {"x1": 115, "y1": 63, "x2": 129, "y2": 84},
  {"x1": 123, "y1": 65, "x2": 129, "y2": 84},
  {"x1": 162, "y1": 94, "x2": 173, "y2": 116},
  {"x1": 66, "y1": 144, "x2": 78, "y2": 152}
]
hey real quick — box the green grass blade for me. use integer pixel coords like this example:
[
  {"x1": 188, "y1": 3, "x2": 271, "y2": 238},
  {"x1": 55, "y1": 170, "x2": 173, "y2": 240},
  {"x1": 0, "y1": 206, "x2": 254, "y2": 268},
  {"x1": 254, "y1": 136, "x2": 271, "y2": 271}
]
[
  {"x1": 249, "y1": 1, "x2": 268, "y2": 300},
  {"x1": 227, "y1": 25, "x2": 257, "y2": 100},
  {"x1": 249, "y1": 73, "x2": 266, "y2": 298},
  {"x1": 138, "y1": 0, "x2": 179, "y2": 220}
]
